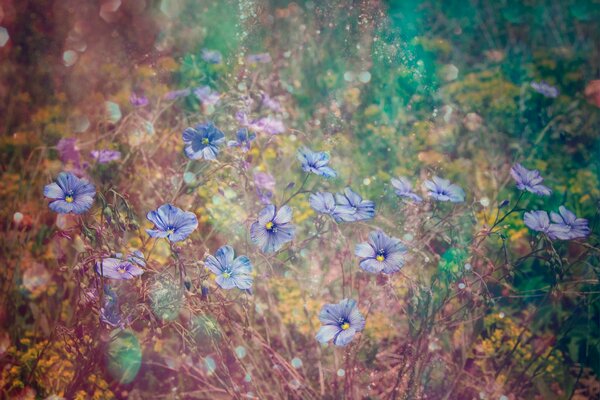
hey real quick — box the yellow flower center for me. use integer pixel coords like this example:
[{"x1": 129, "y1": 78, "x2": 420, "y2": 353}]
[
  {"x1": 202, "y1": 138, "x2": 210, "y2": 145},
  {"x1": 65, "y1": 195, "x2": 74, "y2": 203},
  {"x1": 341, "y1": 322, "x2": 350, "y2": 330},
  {"x1": 167, "y1": 229, "x2": 174, "y2": 235},
  {"x1": 222, "y1": 272, "x2": 231, "y2": 278},
  {"x1": 118, "y1": 267, "x2": 127, "y2": 274},
  {"x1": 376, "y1": 255, "x2": 385, "y2": 262},
  {"x1": 265, "y1": 221, "x2": 274, "y2": 230}
]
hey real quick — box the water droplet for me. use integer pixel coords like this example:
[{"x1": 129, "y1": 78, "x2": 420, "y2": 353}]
[
  {"x1": 363, "y1": 178, "x2": 371, "y2": 185},
  {"x1": 479, "y1": 197, "x2": 490, "y2": 207},
  {"x1": 458, "y1": 283, "x2": 466, "y2": 290},
  {"x1": 13, "y1": 212, "x2": 23, "y2": 224},
  {"x1": 183, "y1": 172, "x2": 195, "y2": 185},
  {"x1": 204, "y1": 356, "x2": 216, "y2": 374},
  {"x1": 235, "y1": 346, "x2": 247, "y2": 359},
  {"x1": 291, "y1": 357, "x2": 302, "y2": 368},
  {"x1": 337, "y1": 369, "x2": 345, "y2": 377},
  {"x1": 358, "y1": 71, "x2": 371, "y2": 83},
  {"x1": 63, "y1": 50, "x2": 78, "y2": 67},
  {"x1": 0, "y1": 27, "x2": 9, "y2": 47},
  {"x1": 244, "y1": 373, "x2": 252, "y2": 382},
  {"x1": 464, "y1": 263, "x2": 472, "y2": 271},
  {"x1": 343, "y1": 71, "x2": 355, "y2": 82}
]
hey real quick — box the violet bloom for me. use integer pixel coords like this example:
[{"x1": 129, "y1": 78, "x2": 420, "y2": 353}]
[
  {"x1": 333, "y1": 187, "x2": 376, "y2": 222},
  {"x1": 100, "y1": 285, "x2": 123, "y2": 328},
  {"x1": 391, "y1": 177, "x2": 422, "y2": 202},
  {"x1": 130, "y1": 92, "x2": 149, "y2": 107},
  {"x1": 297, "y1": 147, "x2": 337, "y2": 178},
  {"x1": 549, "y1": 206, "x2": 590, "y2": 240},
  {"x1": 227, "y1": 128, "x2": 256, "y2": 152},
  {"x1": 315, "y1": 299, "x2": 365, "y2": 347},
  {"x1": 423, "y1": 176, "x2": 465, "y2": 203},
  {"x1": 309, "y1": 192, "x2": 337, "y2": 215},
  {"x1": 164, "y1": 88, "x2": 191, "y2": 100},
  {"x1": 251, "y1": 116, "x2": 286, "y2": 135},
  {"x1": 531, "y1": 81, "x2": 559, "y2": 98},
  {"x1": 91, "y1": 149, "x2": 121, "y2": 164},
  {"x1": 355, "y1": 230, "x2": 407, "y2": 274},
  {"x1": 205, "y1": 245, "x2": 253, "y2": 290},
  {"x1": 246, "y1": 53, "x2": 272, "y2": 63},
  {"x1": 57, "y1": 138, "x2": 81, "y2": 168},
  {"x1": 194, "y1": 86, "x2": 220, "y2": 106},
  {"x1": 201, "y1": 49, "x2": 223, "y2": 64},
  {"x1": 43, "y1": 172, "x2": 96, "y2": 214},
  {"x1": 182, "y1": 122, "x2": 225, "y2": 160},
  {"x1": 146, "y1": 204, "x2": 198, "y2": 242},
  {"x1": 250, "y1": 205, "x2": 295, "y2": 253},
  {"x1": 261, "y1": 93, "x2": 282, "y2": 112},
  {"x1": 95, "y1": 258, "x2": 144, "y2": 280},
  {"x1": 523, "y1": 210, "x2": 569, "y2": 239},
  {"x1": 254, "y1": 172, "x2": 275, "y2": 205},
  {"x1": 510, "y1": 163, "x2": 552, "y2": 196}
]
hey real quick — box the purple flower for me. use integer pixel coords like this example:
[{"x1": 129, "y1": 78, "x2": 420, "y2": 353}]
[
  {"x1": 254, "y1": 172, "x2": 275, "y2": 205},
  {"x1": 250, "y1": 205, "x2": 295, "y2": 253},
  {"x1": 43, "y1": 172, "x2": 96, "y2": 214},
  {"x1": 57, "y1": 138, "x2": 81, "y2": 168},
  {"x1": 510, "y1": 163, "x2": 552, "y2": 196},
  {"x1": 205, "y1": 245, "x2": 253, "y2": 290},
  {"x1": 193, "y1": 86, "x2": 221, "y2": 106},
  {"x1": 130, "y1": 92, "x2": 149, "y2": 107},
  {"x1": 146, "y1": 204, "x2": 198, "y2": 242},
  {"x1": 531, "y1": 81, "x2": 559, "y2": 98},
  {"x1": 309, "y1": 192, "x2": 337, "y2": 215},
  {"x1": 251, "y1": 116, "x2": 286, "y2": 135},
  {"x1": 91, "y1": 149, "x2": 121, "y2": 164},
  {"x1": 227, "y1": 128, "x2": 256, "y2": 152},
  {"x1": 355, "y1": 230, "x2": 407, "y2": 274},
  {"x1": 523, "y1": 210, "x2": 569, "y2": 239},
  {"x1": 333, "y1": 187, "x2": 376, "y2": 222},
  {"x1": 297, "y1": 147, "x2": 337, "y2": 178},
  {"x1": 549, "y1": 206, "x2": 590, "y2": 240},
  {"x1": 391, "y1": 177, "x2": 422, "y2": 202},
  {"x1": 261, "y1": 93, "x2": 282, "y2": 112},
  {"x1": 246, "y1": 53, "x2": 272, "y2": 63},
  {"x1": 315, "y1": 299, "x2": 365, "y2": 347},
  {"x1": 423, "y1": 176, "x2": 465, "y2": 203},
  {"x1": 182, "y1": 122, "x2": 225, "y2": 160},
  {"x1": 164, "y1": 88, "x2": 191, "y2": 100},
  {"x1": 95, "y1": 258, "x2": 144, "y2": 280},
  {"x1": 201, "y1": 49, "x2": 223, "y2": 64}
]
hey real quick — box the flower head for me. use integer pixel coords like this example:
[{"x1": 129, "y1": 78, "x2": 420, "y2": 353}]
[
  {"x1": 250, "y1": 205, "x2": 295, "y2": 253},
  {"x1": 391, "y1": 177, "x2": 422, "y2": 202},
  {"x1": 95, "y1": 257, "x2": 144, "y2": 280},
  {"x1": 315, "y1": 299, "x2": 365, "y2": 347},
  {"x1": 423, "y1": 176, "x2": 465, "y2": 202},
  {"x1": 100, "y1": 285, "x2": 123, "y2": 327},
  {"x1": 227, "y1": 128, "x2": 256, "y2": 152},
  {"x1": 165, "y1": 88, "x2": 191, "y2": 100},
  {"x1": 130, "y1": 92, "x2": 149, "y2": 107},
  {"x1": 530, "y1": 81, "x2": 559, "y2": 98},
  {"x1": 246, "y1": 53, "x2": 272, "y2": 63},
  {"x1": 549, "y1": 206, "x2": 590, "y2": 240},
  {"x1": 91, "y1": 149, "x2": 121, "y2": 164},
  {"x1": 333, "y1": 187, "x2": 376, "y2": 222},
  {"x1": 523, "y1": 210, "x2": 570, "y2": 240},
  {"x1": 182, "y1": 122, "x2": 225, "y2": 160},
  {"x1": 146, "y1": 204, "x2": 198, "y2": 242},
  {"x1": 205, "y1": 245, "x2": 253, "y2": 290},
  {"x1": 193, "y1": 86, "x2": 221, "y2": 106},
  {"x1": 43, "y1": 172, "x2": 96, "y2": 214},
  {"x1": 355, "y1": 230, "x2": 407, "y2": 274},
  {"x1": 309, "y1": 192, "x2": 337, "y2": 215},
  {"x1": 297, "y1": 147, "x2": 337, "y2": 178},
  {"x1": 510, "y1": 163, "x2": 551, "y2": 196},
  {"x1": 201, "y1": 49, "x2": 223, "y2": 64}
]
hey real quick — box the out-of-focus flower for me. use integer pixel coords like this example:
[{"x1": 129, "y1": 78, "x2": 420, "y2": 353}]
[
  {"x1": 56, "y1": 138, "x2": 81, "y2": 168},
  {"x1": 250, "y1": 205, "x2": 295, "y2": 253},
  {"x1": 423, "y1": 176, "x2": 465, "y2": 203},
  {"x1": 333, "y1": 187, "x2": 376, "y2": 222},
  {"x1": 127, "y1": 250, "x2": 146, "y2": 267},
  {"x1": 227, "y1": 128, "x2": 256, "y2": 152},
  {"x1": 315, "y1": 299, "x2": 365, "y2": 347},
  {"x1": 548, "y1": 206, "x2": 590, "y2": 240},
  {"x1": 130, "y1": 92, "x2": 149, "y2": 107},
  {"x1": 237, "y1": 112, "x2": 285, "y2": 135},
  {"x1": 205, "y1": 245, "x2": 253, "y2": 290},
  {"x1": 91, "y1": 149, "x2": 121, "y2": 164},
  {"x1": 146, "y1": 204, "x2": 198, "y2": 242},
  {"x1": 510, "y1": 163, "x2": 551, "y2": 196},
  {"x1": 584, "y1": 80, "x2": 600, "y2": 108},
  {"x1": 100, "y1": 285, "x2": 123, "y2": 328},
  {"x1": 193, "y1": 86, "x2": 221, "y2": 106},
  {"x1": 309, "y1": 192, "x2": 337, "y2": 215},
  {"x1": 391, "y1": 177, "x2": 422, "y2": 202},
  {"x1": 523, "y1": 210, "x2": 568, "y2": 239},
  {"x1": 43, "y1": 172, "x2": 96, "y2": 214},
  {"x1": 261, "y1": 93, "x2": 282, "y2": 112},
  {"x1": 201, "y1": 49, "x2": 222, "y2": 64},
  {"x1": 530, "y1": 81, "x2": 559, "y2": 98},
  {"x1": 182, "y1": 122, "x2": 225, "y2": 160},
  {"x1": 95, "y1": 258, "x2": 144, "y2": 280},
  {"x1": 355, "y1": 230, "x2": 407, "y2": 274},
  {"x1": 164, "y1": 88, "x2": 191, "y2": 100},
  {"x1": 246, "y1": 53, "x2": 271, "y2": 63},
  {"x1": 297, "y1": 147, "x2": 337, "y2": 178},
  {"x1": 254, "y1": 172, "x2": 275, "y2": 204}
]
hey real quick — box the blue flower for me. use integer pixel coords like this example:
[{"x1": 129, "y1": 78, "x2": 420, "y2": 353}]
[
  {"x1": 182, "y1": 122, "x2": 225, "y2": 160},
  {"x1": 309, "y1": 192, "x2": 337, "y2": 215},
  {"x1": 510, "y1": 163, "x2": 551, "y2": 196},
  {"x1": 315, "y1": 299, "x2": 365, "y2": 347},
  {"x1": 43, "y1": 172, "x2": 96, "y2": 214},
  {"x1": 530, "y1": 81, "x2": 559, "y2": 98},
  {"x1": 205, "y1": 245, "x2": 253, "y2": 290},
  {"x1": 100, "y1": 285, "x2": 123, "y2": 328},
  {"x1": 355, "y1": 230, "x2": 407, "y2": 274},
  {"x1": 193, "y1": 86, "x2": 220, "y2": 106},
  {"x1": 227, "y1": 128, "x2": 256, "y2": 152},
  {"x1": 201, "y1": 49, "x2": 223, "y2": 64},
  {"x1": 297, "y1": 147, "x2": 337, "y2": 178},
  {"x1": 95, "y1": 257, "x2": 144, "y2": 280},
  {"x1": 146, "y1": 204, "x2": 198, "y2": 242},
  {"x1": 391, "y1": 177, "x2": 422, "y2": 202},
  {"x1": 333, "y1": 187, "x2": 376, "y2": 222},
  {"x1": 91, "y1": 149, "x2": 121, "y2": 164},
  {"x1": 549, "y1": 206, "x2": 590, "y2": 240},
  {"x1": 250, "y1": 205, "x2": 295, "y2": 253},
  {"x1": 523, "y1": 210, "x2": 570, "y2": 240},
  {"x1": 423, "y1": 176, "x2": 465, "y2": 202}
]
